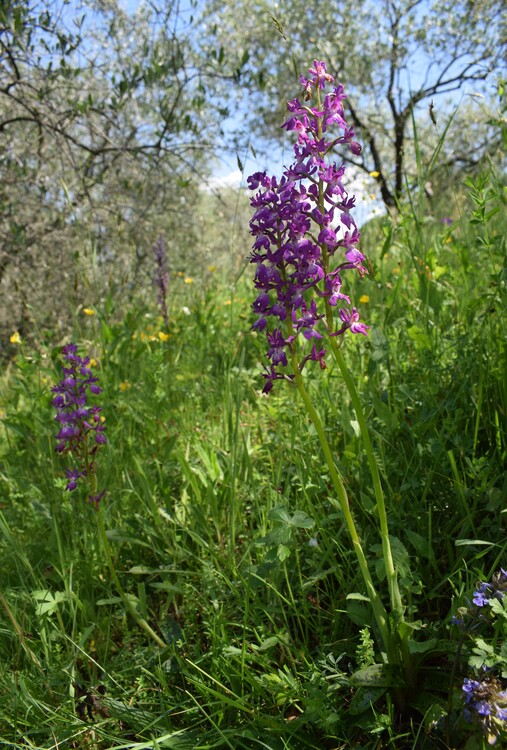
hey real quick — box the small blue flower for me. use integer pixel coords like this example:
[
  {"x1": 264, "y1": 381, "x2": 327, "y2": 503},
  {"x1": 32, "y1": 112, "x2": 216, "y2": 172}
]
[
  {"x1": 473, "y1": 582, "x2": 492, "y2": 607},
  {"x1": 462, "y1": 673, "x2": 507, "y2": 743},
  {"x1": 472, "y1": 569, "x2": 507, "y2": 609}
]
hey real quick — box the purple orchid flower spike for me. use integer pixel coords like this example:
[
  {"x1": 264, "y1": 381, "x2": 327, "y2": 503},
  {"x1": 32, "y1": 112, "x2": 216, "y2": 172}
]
[
  {"x1": 52, "y1": 343, "x2": 106, "y2": 506},
  {"x1": 248, "y1": 62, "x2": 369, "y2": 391}
]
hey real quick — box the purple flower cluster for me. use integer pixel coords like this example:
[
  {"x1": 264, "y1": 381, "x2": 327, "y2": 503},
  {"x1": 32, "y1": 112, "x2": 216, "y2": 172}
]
[
  {"x1": 248, "y1": 60, "x2": 368, "y2": 393},
  {"x1": 452, "y1": 569, "x2": 507, "y2": 631},
  {"x1": 52, "y1": 343, "x2": 106, "y2": 505},
  {"x1": 153, "y1": 236, "x2": 169, "y2": 328},
  {"x1": 473, "y1": 569, "x2": 507, "y2": 608},
  {"x1": 463, "y1": 674, "x2": 507, "y2": 743}
]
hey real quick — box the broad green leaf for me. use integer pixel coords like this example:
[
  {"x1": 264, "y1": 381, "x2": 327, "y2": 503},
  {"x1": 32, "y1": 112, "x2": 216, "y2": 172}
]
[
  {"x1": 348, "y1": 686, "x2": 386, "y2": 715},
  {"x1": 350, "y1": 663, "x2": 402, "y2": 688},
  {"x1": 407, "y1": 325, "x2": 431, "y2": 350}
]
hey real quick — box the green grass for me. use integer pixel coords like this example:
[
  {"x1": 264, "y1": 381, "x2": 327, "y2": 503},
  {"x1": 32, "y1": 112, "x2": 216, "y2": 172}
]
[{"x1": 1, "y1": 167, "x2": 506, "y2": 749}]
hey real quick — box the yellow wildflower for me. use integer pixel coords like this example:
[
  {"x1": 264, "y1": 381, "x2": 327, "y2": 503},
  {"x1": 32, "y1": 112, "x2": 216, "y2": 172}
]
[
  {"x1": 359, "y1": 295, "x2": 370, "y2": 304},
  {"x1": 158, "y1": 331, "x2": 170, "y2": 341},
  {"x1": 184, "y1": 277, "x2": 194, "y2": 284},
  {"x1": 9, "y1": 332, "x2": 21, "y2": 344},
  {"x1": 83, "y1": 307, "x2": 95, "y2": 316}
]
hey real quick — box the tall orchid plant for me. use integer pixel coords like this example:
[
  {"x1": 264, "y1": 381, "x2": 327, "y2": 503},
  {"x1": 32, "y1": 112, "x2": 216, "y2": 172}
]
[{"x1": 248, "y1": 61, "x2": 409, "y2": 676}]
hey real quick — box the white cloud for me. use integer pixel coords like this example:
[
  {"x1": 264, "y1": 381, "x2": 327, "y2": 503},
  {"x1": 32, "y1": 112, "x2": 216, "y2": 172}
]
[
  {"x1": 203, "y1": 164, "x2": 383, "y2": 225},
  {"x1": 204, "y1": 170, "x2": 243, "y2": 191}
]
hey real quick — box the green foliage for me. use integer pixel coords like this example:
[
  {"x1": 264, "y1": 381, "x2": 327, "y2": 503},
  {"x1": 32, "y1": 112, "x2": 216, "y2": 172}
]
[{"x1": 1, "y1": 124, "x2": 506, "y2": 750}]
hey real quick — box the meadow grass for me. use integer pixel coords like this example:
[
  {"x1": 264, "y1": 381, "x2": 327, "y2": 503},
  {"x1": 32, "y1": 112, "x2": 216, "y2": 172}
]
[{"x1": 0, "y1": 165, "x2": 506, "y2": 749}]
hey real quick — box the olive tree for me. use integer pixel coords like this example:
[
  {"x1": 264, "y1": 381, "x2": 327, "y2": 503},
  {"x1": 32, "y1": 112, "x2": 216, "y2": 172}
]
[
  {"x1": 198, "y1": 0, "x2": 506, "y2": 209},
  {"x1": 0, "y1": 0, "x2": 214, "y2": 347}
]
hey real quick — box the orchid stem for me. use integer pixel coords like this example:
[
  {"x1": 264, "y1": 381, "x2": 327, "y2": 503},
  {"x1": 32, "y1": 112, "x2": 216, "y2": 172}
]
[
  {"x1": 292, "y1": 359, "x2": 399, "y2": 666},
  {"x1": 93, "y1": 481, "x2": 166, "y2": 649},
  {"x1": 327, "y1": 337, "x2": 404, "y2": 622}
]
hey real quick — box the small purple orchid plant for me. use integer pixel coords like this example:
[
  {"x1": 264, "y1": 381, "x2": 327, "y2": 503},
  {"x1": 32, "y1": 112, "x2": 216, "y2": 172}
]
[
  {"x1": 248, "y1": 62, "x2": 408, "y2": 673},
  {"x1": 51, "y1": 342, "x2": 106, "y2": 506},
  {"x1": 153, "y1": 236, "x2": 170, "y2": 329},
  {"x1": 52, "y1": 342, "x2": 166, "y2": 648}
]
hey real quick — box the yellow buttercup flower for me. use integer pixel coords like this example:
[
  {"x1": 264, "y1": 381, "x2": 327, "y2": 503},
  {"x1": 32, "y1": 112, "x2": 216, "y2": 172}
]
[
  {"x1": 9, "y1": 332, "x2": 21, "y2": 344},
  {"x1": 359, "y1": 295, "x2": 370, "y2": 304},
  {"x1": 83, "y1": 308, "x2": 95, "y2": 316},
  {"x1": 184, "y1": 277, "x2": 194, "y2": 284},
  {"x1": 158, "y1": 331, "x2": 170, "y2": 341}
]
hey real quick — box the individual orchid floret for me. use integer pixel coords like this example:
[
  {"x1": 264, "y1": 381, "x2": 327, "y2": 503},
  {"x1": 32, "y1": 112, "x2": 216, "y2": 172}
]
[
  {"x1": 300, "y1": 343, "x2": 327, "y2": 371},
  {"x1": 65, "y1": 467, "x2": 86, "y2": 492},
  {"x1": 334, "y1": 308, "x2": 370, "y2": 337},
  {"x1": 261, "y1": 365, "x2": 295, "y2": 395},
  {"x1": 88, "y1": 490, "x2": 106, "y2": 508},
  {"x1": 307, "y1": 60, "x2": 334, "y2": 89},
  {"x1": 266, "y1": 329, "x2": 294, "y2": 367}
]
